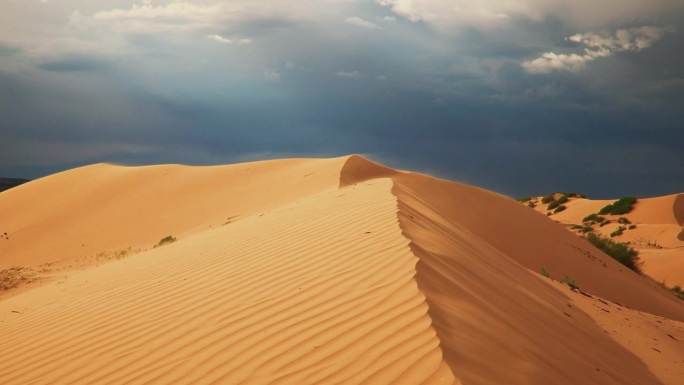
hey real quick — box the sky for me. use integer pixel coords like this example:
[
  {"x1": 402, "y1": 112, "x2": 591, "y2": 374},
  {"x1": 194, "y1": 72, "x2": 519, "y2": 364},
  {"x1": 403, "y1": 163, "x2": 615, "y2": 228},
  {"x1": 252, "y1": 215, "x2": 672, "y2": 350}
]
[{"x1": 1, "y1": 0, "x2": 683, "y2": 198}]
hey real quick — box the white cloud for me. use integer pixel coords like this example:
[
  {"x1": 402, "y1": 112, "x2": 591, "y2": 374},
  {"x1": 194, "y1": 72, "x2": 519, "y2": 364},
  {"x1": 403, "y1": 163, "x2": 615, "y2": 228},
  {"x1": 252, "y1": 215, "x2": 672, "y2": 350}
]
[
  {"x1": 335, "y1": 70, "x2": 361, "y2": 77},
  {"x1": 522, "y1": 26, "x2": 672, "y2": 74},
  {"x1": 207, "y1": 34, "x2": 232, "y2": 44},
  {"x1": 262, "y1": 69, "x2": 280, "y2": 81},
  {"x1": 522, "y1": 53, "x2": 588, "y2": 74},
  {"x1": 377, "y1": 0, "x2": 684, "y2": 31},
  {"x1": 238, "y1": 38, "x2": 252, "y2": 45},
  {"x1": 345, "y1": 16, "x2": 381, "y2": 29}
]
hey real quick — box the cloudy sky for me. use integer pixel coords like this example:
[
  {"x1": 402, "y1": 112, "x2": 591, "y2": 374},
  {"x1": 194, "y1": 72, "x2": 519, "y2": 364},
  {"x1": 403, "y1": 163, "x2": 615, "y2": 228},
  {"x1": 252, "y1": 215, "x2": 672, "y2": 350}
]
[{"x1": 1, "y1": 0, "x2": 683, "y2": 198}]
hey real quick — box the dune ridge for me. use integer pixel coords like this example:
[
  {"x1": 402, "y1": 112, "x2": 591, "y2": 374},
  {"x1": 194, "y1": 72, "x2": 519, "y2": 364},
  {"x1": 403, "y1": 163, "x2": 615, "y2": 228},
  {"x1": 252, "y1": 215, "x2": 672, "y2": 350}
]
[
  {"x1": 0, "y1": 162, "x2": 458, "y2": 384},
  {"x1": 0, "y1": 155, "x2": 682, "y2": 384}
]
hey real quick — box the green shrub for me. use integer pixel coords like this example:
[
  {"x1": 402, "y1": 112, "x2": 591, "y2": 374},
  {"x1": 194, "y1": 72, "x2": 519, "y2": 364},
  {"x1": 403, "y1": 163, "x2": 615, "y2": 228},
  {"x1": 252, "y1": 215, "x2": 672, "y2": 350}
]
[
  {"x1": 547, "y1": 200, "x2": 560, "y2": 210},
  {"x1": 517, "y1": 197, "x2": 532, "y2": 202},
  {"x1": 628, "y1": 224, "x2": 637, "y2": 230},
  {"x1": 540, "y1": 267, "x2": 550, "y2": 278},
  {"x1": 583, "y1": 213, "x2": 604, "y2": 223},
  {"x1": 157, "y1": 235, "x2": 177, "y2": 247},
  {"x1": 610, "y1": 227, "x2": 625, "y2": 237},
  {"x1": 557, "y1": 195, "x2": 569, "y2": 204},
  {"x1": 673, "y1": 285, "x2": 682, "y2": 293},
  {"x1": 598, "y1": 197, "x2": 637, "y2": 215},
  {"x1": 581, "y1": 225, "x2": 593, "y2": 234},
  {"x1": 617, "y1": 217, "x2": 631, "y2": 224},
  {"x1": 553, "y1": 205, "x2": 567, "y2": 213},
  {"x1": 561, "y1": 275, "x2": 579, "y2": 290},
  {"x1": 527, "y1": 201, "x2": 536, "y2": 208},
  {"x1": 541, "y1": 194, "x2": 555, "y2": 204},
  {"x1": 586, "y1": 232, "x2": 642, "y2": 273},
  {"x1": 571, "y1": 224, "x2": 583, "y2": 230},
  {"x1": 599, "y1": 220, "x2": 611, "y2": 227}
]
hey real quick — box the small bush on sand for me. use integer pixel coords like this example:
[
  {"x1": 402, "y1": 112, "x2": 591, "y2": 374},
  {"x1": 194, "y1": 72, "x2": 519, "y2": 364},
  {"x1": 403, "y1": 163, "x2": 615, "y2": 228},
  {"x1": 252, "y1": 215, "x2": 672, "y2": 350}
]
[
  {"x1": 547, "y1": 200, "x2": 560, "y2": 210},
  {"x1": 553, "y1": 205, "x2": 567, "y2": 213},
  {"x1": 587, "y1": 232, "x2": 642, "y2": 273},
  {"x1": 541, "y1": 194, "x2": 555, "y2": 204},
  {"x1": 580, "y1": 226, "x2": 593, "y2": 234},
  {"x1": 557, "y1": 195, "x2": 569, "y2": 204},
  {"x1": 618, "y1": 217, "x2": 631, "y2": 224},
  {"x1": 583, "y1": 213, "x2": 604, "y2": 223},
  {"x1": 157, "y1": 236, "x2": 177, "y2": 247},
  {"x1": 561, "y1": 275, "x2": 579, "y2": 290},
  {"x1": 610, "y1": 227, "x2": 625, "y2": 237},
  {"x1": 599, "y1": 197, "x2": 637, "y2": 215},
  {"x1": 517, "y1": 197, "x2": 532, "y2": 203},
  {"x1": 540, "y1": 267, "x2": 550, "y2": 278}
]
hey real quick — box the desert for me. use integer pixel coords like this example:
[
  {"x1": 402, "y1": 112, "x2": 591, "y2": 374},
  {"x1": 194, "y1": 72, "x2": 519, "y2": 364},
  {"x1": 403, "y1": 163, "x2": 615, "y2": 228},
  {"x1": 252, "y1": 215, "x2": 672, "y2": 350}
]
[{"x1": 0, "y1": 155, "x2": 682, "y2": 384}]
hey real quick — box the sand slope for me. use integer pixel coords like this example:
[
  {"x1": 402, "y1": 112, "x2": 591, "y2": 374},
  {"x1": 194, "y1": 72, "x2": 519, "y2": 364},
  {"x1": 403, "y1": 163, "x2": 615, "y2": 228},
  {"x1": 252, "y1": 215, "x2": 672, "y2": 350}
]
[
  {"x1": 529, "y1": 193, "x2": 684, "y2": 285},
  {"x1": 1, "y1": 155, "x2": 683, "y2": 384}
]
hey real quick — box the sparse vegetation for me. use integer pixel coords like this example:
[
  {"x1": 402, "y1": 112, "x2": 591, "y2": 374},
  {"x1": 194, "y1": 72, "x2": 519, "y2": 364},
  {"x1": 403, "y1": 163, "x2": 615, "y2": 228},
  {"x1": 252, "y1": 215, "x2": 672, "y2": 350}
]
[
  {"x1": 599, "y1": 220, "x2": 611, "y2": 227},
  {"x1": 580, "y1": 225, "x2": 593, "y2": 234},
  {"x1": 553, "y1": 205, "x2": 567, "y2": 213},
  {"x1": 540, "y1": 267, "x2": 550, "y2": 278},
  {"x1": 527, "y1": 201, "x2": 536, "y2": 208},
  {"x1": 617, "y1": 217, "x2": 631, "y2": 224},
  {"x1": 582, "y1": 213, "x2": 604, "y2": 223},
  {"x1": 0, "y1": 267, "x2": 37, "y2": 291},
  {"x1": 561, "y1": 275, "x2": 579, "y2": 290},
  {"x1": 628, "y1": 224, "x2": 637, "y2": 230},
  {"x1": 571, "y1": 224, "x2": 583, "y2": 230},
  {"x1": 586, "y1": 232, "x2": 642, "y2": 273},
  {"x1": 598, "y1": 197, "x2": 637, "y2": 215},
  {"x1": 610, "y1": 226, "x2": 625, "y2": 237},
  {"x1": 517, "y1": 197, "x2": 532, "y2": 203},
  {"x1": 541, "y1": 194, "x2": 555, "y2": 204},
  {"x1": 547, "y1": 200, "x2": 560, "y2": 210},
  {"x1": 557, "y1": 195, "x2": 569, "y2": 204},
  {"x1": 156, "y1": 236, "x2": 177, "y2": 247}
]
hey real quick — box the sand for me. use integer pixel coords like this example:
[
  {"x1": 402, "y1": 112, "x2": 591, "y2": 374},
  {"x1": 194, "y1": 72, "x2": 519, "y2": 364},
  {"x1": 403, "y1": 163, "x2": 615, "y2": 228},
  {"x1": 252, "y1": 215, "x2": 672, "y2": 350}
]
[
  {"x1": 0, "y1": 155, "x2": 682, "y2": 384},
  {"x1": 529, "y1": 193, "x2": 684, "y2": 285}
]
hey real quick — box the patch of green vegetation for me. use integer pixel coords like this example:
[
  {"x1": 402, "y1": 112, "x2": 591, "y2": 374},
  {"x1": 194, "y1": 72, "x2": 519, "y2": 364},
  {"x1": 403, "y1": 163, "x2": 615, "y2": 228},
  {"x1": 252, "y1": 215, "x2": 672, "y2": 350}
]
[
  {"x1": 580, "y1": 225, "x2": 594, "y2": 234},
  {"x1": 598, "y1": 197, "x2": 637, "y2": 215},
  {"x1": 0, "y1": 266, "x2": 37, "y2": 291},
  {"x1": 557, "y1": 195, "x2": 569, "y2": 204},
  {"x1": 517, "y1": 197, "x2": 532, "y2": 203},
  {"x1": 599, "y1": 220, "x2": 611, "y2": 227},
  {"x1": 541, "y1": 194, "x2": 555, "y2": 204},
  {"x1": 527, "y1": 201, "x2": 536, "y2": 208},
  {"x1": 617, "y1": 217, "x2": 631, "y2": 224},
  {"x1": 582, "y1": 213, "x2": 604, "y2": 223},
  {"x1": 540, "y1": 267, "x2": 550, "y2": 278},
  {"x1": 553, "y1": 205, "x2": 567, "y2": 213},
  {"x1": 156, "y1": 235, "x2": 177, "y2": 247},
  {"x1": 610, "y1": 226, "x2": 625, "y2": 237},
  {"x1": 562, "y1": 192, "x2": 585, "y2": 198},
  {"x1": 561, "y1": 275, "x2": 579, "y2": 290},
  {"x1": 547, "y1": 200, "x2": 561, "y2": 210},
  {"x1": 571, "y1": 224, "x2": 583, "y2": 230},
  {"x1": 586, "y1": 232, "x2": 642, "y2": 273},
  {"x1": 628, "y1": 224, "x2": 637, "y2": 230}
]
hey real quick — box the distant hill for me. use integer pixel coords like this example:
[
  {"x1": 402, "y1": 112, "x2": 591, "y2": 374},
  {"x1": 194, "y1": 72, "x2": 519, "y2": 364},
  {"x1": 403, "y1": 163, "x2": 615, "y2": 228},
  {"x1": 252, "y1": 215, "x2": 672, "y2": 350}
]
[{"x1": 0, "y1": 178, "x2": 30, "y2": 192}]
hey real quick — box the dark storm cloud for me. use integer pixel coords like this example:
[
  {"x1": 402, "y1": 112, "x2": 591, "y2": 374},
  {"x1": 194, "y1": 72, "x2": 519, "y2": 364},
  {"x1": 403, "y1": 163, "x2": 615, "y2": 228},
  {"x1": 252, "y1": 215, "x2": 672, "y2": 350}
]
[
  {"x1": 1, "y1": 1, "x2": 683, "y2": 198},
  {"x1": 37, "y1": 56, "x2": 110, "y2": 72}
]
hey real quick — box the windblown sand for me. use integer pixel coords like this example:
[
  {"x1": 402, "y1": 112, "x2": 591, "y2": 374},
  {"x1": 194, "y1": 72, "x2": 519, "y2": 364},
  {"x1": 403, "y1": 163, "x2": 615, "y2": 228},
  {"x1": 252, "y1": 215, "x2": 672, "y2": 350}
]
[{"x1": 0, "y1": 156, "x2": 682, "y2": 384}]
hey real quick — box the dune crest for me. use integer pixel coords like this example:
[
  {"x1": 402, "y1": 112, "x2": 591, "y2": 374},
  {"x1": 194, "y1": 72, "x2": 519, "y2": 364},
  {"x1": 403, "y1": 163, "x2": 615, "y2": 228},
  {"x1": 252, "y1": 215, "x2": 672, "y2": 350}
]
[{"x1": 1, "y1": 155, "x2": 682, "y2": 384}]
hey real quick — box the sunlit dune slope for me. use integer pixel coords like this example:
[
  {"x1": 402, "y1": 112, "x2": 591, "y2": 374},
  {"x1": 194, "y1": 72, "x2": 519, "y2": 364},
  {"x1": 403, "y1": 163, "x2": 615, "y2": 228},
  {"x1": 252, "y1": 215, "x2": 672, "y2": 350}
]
[
  {"x1": 0, "y1": 155, "x2": 682, "y2": 384},
  {"x1": 0, "y1": 158, "x2": 346, "y2": 270},
  {"x1": 528, "y1": 192, "x2": 684, "y2": 285}
]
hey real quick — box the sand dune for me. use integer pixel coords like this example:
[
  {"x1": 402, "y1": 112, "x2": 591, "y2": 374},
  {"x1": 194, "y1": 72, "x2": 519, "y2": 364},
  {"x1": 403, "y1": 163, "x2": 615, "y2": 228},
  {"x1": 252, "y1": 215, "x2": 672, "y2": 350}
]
[
  {"x1": 528, "y1": 193, "x2": 684, "y2": 285},
  {"x1": 0, "y1": 155, "x2": 682, "y2": 384}
]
